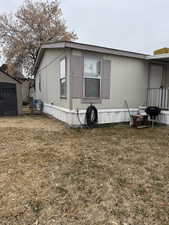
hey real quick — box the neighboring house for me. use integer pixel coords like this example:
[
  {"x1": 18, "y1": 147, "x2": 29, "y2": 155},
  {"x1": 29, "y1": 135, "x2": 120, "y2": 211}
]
[
  {"x1": 33, "y1": 41, "x2": 169, "y2": 126},
  {"x1": 0, "y1": 64, "x2": 35, "y2": 103},
  {"x1": 18, "y1": 78, "x2": 35, "y2": 103},
  {"x1": 10, "y1": 70, "x2": 35, "y2": 103},
  {"x1": 12, "y1": 70, "x2": 31, "y2": 103},
  {"x1": 28, "y1": 79, "x2": 35, "y2": 100},
  {"x1": 0, "y1": 69, "x2": 22, "y2": 115}
]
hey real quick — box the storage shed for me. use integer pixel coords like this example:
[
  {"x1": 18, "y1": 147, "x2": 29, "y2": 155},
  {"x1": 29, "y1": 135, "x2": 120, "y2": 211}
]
[{"x1": 0, "y1": 70, "x2": 22, "y2": 116}]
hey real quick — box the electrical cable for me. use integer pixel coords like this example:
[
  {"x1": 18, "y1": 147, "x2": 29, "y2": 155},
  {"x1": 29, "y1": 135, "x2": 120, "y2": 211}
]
[
  {"x1": 76, "y1": 109, "x2": 84, "y2": 128},
  {"x1": 76, "y1": 105, "x2": 98, "y2": 128},
  {"x1": 36, "y1": 51, "x2": 66, "y2": 75}
]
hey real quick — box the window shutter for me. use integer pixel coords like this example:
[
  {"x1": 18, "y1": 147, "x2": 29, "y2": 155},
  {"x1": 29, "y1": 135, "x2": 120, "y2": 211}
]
[
  {"x1": 70, "y1": 55, "x2": 84, "y2": 98},
  {"x1": 101, "y1": 60, "x2": 111, "y2": 99}
]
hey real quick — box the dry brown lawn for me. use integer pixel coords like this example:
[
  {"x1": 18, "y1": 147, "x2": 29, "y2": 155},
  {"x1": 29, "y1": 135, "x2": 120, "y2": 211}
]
[{"x1": 0, "y1": 115, "x2": 168, "y2": 225}]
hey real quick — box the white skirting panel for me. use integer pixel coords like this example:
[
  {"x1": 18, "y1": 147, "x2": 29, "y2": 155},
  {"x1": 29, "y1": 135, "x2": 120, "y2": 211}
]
[
  {"x1": 157, "y1": 110, "x2": 169, "y2": 125},
  {"x1": 43, "y1": 104, "x2": 72, "y2": 124},
  {"x1": 44, "y1": 104, "x2": 169, "y2": 126},
  {"x1": 43, "y1": 104, "x2": 138, "y2": 126}
]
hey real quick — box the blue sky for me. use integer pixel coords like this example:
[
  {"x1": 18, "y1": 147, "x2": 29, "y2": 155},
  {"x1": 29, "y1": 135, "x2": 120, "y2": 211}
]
[{"x1": 1, "y1": 0, "x2": 169, "y2": 60}]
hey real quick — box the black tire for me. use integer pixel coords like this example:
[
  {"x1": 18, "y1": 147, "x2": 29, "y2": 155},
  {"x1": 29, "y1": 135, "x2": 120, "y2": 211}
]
[{"x1": 86, "y1": 105, "x2": 98, "y2": 128}]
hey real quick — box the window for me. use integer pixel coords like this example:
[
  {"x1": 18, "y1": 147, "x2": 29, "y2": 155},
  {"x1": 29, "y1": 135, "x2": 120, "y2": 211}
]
[
  {"x1": 84, "y1": 56, "x2": 101, "y2": 98},
  {"x1": 60, "y1": 58, "x2": 67, "y2": 98},
  {"x1": 39, "y1": 74, "x2": 41, "y2": 92}
]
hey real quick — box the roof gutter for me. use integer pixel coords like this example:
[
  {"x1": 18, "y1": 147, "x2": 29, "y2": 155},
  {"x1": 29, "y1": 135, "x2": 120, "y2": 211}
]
[
  {"x1": 146, "y1": 53, "x2": 169, "y2": 60},
  {"x1": 64, "y1": 42, "x2": 147, "y2": 59},
  {"x1": 33, "y1": 41, "x2": 149, "y2": 75}
]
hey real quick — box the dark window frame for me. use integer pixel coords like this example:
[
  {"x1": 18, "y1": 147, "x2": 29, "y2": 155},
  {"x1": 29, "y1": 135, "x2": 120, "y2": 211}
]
[
  {"x1": 83, "y1": 55, "x2": 102, "y2": 99},
  {"x1": 60, "y1": 57, "x2": 67, "y2": 98}
]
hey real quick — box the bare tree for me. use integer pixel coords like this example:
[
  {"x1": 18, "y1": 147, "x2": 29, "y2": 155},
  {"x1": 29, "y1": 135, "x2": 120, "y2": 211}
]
[{"x1": 0, "y1": 0, "x2": 77, "y2": 77}]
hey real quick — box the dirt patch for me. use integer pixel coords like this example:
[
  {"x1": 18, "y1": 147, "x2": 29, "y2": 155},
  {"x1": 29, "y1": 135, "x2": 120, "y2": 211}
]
[{"x1": 0, "y1": 115, "x2": 168, "y2": 225}]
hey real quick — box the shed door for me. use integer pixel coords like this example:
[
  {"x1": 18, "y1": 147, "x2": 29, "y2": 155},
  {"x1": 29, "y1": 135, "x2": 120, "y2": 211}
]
[
  {"x1": 0, "y1": 83, "x2": 17, "y2": 116},
  {"x1": 149, "y1": 64, "x2": 163, "y2": 88}
]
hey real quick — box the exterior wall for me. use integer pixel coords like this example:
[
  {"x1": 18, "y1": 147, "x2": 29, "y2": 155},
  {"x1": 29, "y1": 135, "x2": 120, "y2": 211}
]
[
  {"x1": 22, "y1": 79, "x2": 35, "y2": 102},
  {"x1": 22, "y1": 80, "x2": 30, "y2": 102},
  {"x1": 34, "y1": 45, "x2": 169, "y2": 126},
  {"x1": 35, "y1": 48, "x2": 71, "y2": 109},
  {"x1": 29, "y1": 87, "x2": 35, "y2": 99},
  {"x1": 0, "y1": 73, "x2": 22, "y2": 115},
  {"x1": 35, "y1": 48, "x2": 149, "y2": 126},
  {"x1": 70, "y1": 50, "x2": 148, "y2": 110},
  {"x1": 164, "y1": 64, "x2": 169, "y2": 87},
  {"x1": 16, "y1": 83, "x2": 22, "y2": 115},
  {"x1": 148, "y1": 63, "x2": 169, "y2": 89},
  {"x1": 149, "y1": 64, "x2": 163, "y2": 88}
]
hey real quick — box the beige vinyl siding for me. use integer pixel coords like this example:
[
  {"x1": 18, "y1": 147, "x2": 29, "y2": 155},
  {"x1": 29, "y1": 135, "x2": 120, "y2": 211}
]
[
  {"x1": 163, "y1": 64, "x2": 169, "y2": 87},
  {"x1": 149, "y1": 64, "x2": 163, "y2": 88},
  {"x1": 71, "y1": 51, "x2": 148, "y2": 109},
  {"x1": 35, "y1": 49, "x2": 70, "y2": 109},
  {"x1": 35, "y1": 47, "x2": 148, "y2": 111},
  {"x1": 148, "y1": 63, "x2": 169, "y2": 88}
]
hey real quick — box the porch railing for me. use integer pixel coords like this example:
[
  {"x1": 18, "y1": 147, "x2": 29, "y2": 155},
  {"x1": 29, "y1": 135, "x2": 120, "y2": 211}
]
[{"x1": 147, "y1": 88, "x2": 169, "y2": 110}]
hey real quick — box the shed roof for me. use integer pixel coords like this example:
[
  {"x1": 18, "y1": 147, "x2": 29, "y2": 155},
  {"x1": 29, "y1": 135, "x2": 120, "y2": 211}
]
[{"x1": 0, "y1": 69, "x2": 22, "y2": 84}]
